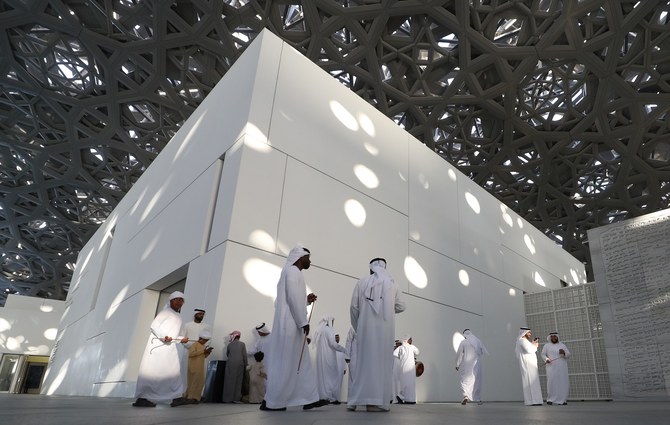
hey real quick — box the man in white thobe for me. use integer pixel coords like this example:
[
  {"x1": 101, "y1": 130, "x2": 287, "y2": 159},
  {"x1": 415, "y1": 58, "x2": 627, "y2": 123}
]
[
  {"x1": 541, "y1": 332, "x2": 571, "y2": 405},
  {"x1": 393, "y1": 335, "x2": 420, "y2": 404},
  {"x1": 334, "y1": 333, "x2": 346, "y2": 403},
  {"x1": 133, "y1": 291, "x2": 190, "y2": 407},
  {"x1": 344, "y1": 326, "x2": 357, "y2": 402},
  {"x1": 348, "y1": 257, "x2": 406, "y2": 412},
  {"x1": 455, "y1": 329, "x2": 488, "y2": 405},
  {"x1": 515, "y1": 327, "x2": 543, "y2": 406},
  {"x1": 261, "y1": 246, "x2": 325, "y2": 411},
  {"x1": 314, "y1": 315, "x2": 346, "y2": 403},
  {"x1": 248, "y1": 322, "x2": 271, "y2": 358}
]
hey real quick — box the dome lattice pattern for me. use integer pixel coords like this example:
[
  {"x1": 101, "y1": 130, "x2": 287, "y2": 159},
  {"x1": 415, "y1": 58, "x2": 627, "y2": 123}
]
[{"x1": 2, "y1": 0, "x2": 670, "y2": 305}]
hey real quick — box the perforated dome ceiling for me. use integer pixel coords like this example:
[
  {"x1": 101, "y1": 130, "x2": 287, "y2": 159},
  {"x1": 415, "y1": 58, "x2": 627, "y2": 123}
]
[{"x1": 2, "y1": 0, "x2": 670, "y2": 305}]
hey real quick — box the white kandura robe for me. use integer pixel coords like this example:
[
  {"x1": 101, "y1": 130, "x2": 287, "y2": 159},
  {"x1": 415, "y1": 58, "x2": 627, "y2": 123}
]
[
  {"x1": 515, "y1": 337, "x2": 543, "y2": 405},
  {"x1": 314, "y1": 324, "x2": 346, "y2": 401},
  {"x1": 541, "y1": 342, "x2": 571, "y2": 404},
  {"x1": 335, "y1": 349, "x2": 346, "y2": 401},
  {"x1": 134, "y1": 306, "x2": 184, "y2": 401},
  {"x1": 344, "y1": 327, "x2": 357, "y2": 399},
  {"x1": 348, "y1": 269, "x2": 405, "y2": 409},
  {"x1": 394, "y1": 342, "x2": 420, "y2": 402},
  {"x1": 456, "y1": 338, "x2": 478, "y2": 400},
  {"x1": 264, "y1": 265, "x2": 318, "y2": 409}
]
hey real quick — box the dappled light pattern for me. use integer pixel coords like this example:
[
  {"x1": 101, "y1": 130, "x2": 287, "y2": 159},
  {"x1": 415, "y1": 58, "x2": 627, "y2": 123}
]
[
  {"x1": 243, "y1": 258, "x2": 281, "y2": 299},
  {"x1": 2, "y1": 0, "x2": 670, "y2": 303},
  {"x1": 404, "y1": 256, "x2": 428, "y2": 289},
  {"x1": 458, "y1": 269, "x2": 470, "y2": 287},
  {"x1": 248, "y1": 230, "x2": 276, "y2": 252},
  {"x1": 452, "y1": 331, "x2": 465, "y2": 353},
  {"x1": 344, "y1": 199, "x2": 367, "y2": 227},
  {"x1": 353, "y1": 164, "x2": 379, "y2": 189}
]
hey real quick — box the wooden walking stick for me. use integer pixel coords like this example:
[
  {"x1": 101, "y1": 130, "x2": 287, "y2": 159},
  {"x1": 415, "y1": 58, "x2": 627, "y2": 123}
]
[{"x1": 297, "y1": 298, "x2": 316, "y2": 373}]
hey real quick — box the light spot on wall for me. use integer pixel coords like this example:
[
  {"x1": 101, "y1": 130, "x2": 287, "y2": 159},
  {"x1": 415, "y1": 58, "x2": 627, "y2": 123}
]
[
  {"x1": 404, "y1": 256, "x2": 428, "y2": 289},
  {"x1": 517, "y1": 217, "x2": 524, "y2": 228},
  {"x1": 500, "y1": 204, "x2": 514, "y2": 227},
  {"x1": 452, "y1": 331, "x2": 465, "y2": 352},
  {"x1": 6, "y1": 336, "x2": 23, "y2": 350},
  {"x1": 44, "y1": 328, "x2": 58, "y2": 341},
  {"x1": 363, "y1": 142, "x2": 379, "y2": 156},
  {"x1": 140, "y1": 185, "x2": 166, "y2": 222},
  {"x1": 448, "y1": 168, "x2": 457, "y2": 181},
  {"x1": 77, "y1": 249, "x2": 95, "y2": 278},
  {"x1": 249, "y1": 230, "x2": 276, "y2": 251},
  {"x1": 458, "y1": 269, "x2": 470, "y2": 286},
  {"x1": 40, "y1": 303, "x2": 54, "y2": 313},
  {"x1": 130, "y1": 187, "x2": 149, "y2": 216},
  {"x1": 46, "y1": 358, "x2": 70, "y2": 395},
  {"x1": 243, "y1": 258, "x2": 281, "y2": 299},
  {"x1": 410, "y1": 231, "x2": 421, "y2": 241},
  {"x1": 418, "y1": 173, "x2": 429, "y2": 190},
  {"x1": 398, "y1": 171, "x2": 406, "y2": 182},
  {"x1": 358, "y1": 113, "x2": 376, "y2": 137},
  {"x1": 174, "y1": 113, "x2": 205, "y2": 162},
  {"x1": 509, "y1": 288, "x2": 517, "y2": 296},
  {"x1": 97, "y1": 359, "x2": 128, "y2": 397},
  {"x1": 465, "y1": 192, "x2": 480, "y2": 214},
  {"x1": 344, "y1": 199, "x2": 367, "y2": 227},
  {"x1": 106, "y1": 286, "x2": 130, "y2": 320},
  {"x1": 244, "y1": 131, "x2": 272, "y2": 152},
  {"x1": 570, "y1": 268, "x2": 580, "y2": 283},
  {"x1": 524, "y1": 234, "x2": 536, "y2": 255},
  {"x1": 353, "y1": 164, "x2": 379, "y2": 189},
  {"x1": 140, "y1": 233, "x2": 160, "y2": 262},
  {"x1": 329, "y1": 100, "x2": 359, "y2": 131},
  {"x1": 533, "y1": 271, "x2": 546, "y2": 287},
  {"x1": 0, "y1": 317, "x2": 10, "y2": 332}
]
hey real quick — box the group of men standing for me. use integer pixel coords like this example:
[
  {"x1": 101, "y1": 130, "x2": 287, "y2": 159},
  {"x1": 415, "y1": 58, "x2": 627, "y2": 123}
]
[
  {"x1": 515, "y1": 327, "x2": 572, "y2": 406},
  {"x1": 130, "y1": 245, "x2": 572, "y2": 410},
  {"x1": 260, "y1": 247, "x2": 408, "y2": 412}
]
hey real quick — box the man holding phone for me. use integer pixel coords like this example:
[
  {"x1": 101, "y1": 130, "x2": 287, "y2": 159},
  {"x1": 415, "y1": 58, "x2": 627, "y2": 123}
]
[{"x1": 515, "y1": 327, "x2": 543, "y2": 406}]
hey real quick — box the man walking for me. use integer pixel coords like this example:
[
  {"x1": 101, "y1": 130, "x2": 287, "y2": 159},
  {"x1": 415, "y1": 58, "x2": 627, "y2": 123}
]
[{"x1": 347, "y1": 258, "x2": 406, "y2": 412}]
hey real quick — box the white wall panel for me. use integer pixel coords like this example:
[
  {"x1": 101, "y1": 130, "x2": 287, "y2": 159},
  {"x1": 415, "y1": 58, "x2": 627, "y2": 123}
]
[
  {"x1": 95, "y1": 162, "x2": 220, "y2": 314},
  {"x1": 270, "y1": 43, "x2": 409, "y2": 215},
  {"x1": 60, "y1": 222, "x2": 114, "y2": 326},
  {"x1": 114, "y1": 31, "x2": 283, "y2": 230},
  {"x1": 457, "y1": 176, "x2": 505, "y2": 275},
  {"x1": 501, "y1": 246, "x2": 562, "y2": 293},
  {"x1": 408, "y1": 139, "x2": 461, "y2": 259},
  {"x1": 209, "y1": 139, "x2": 288, "y2": 253},
  {"x1": 481, "y1": 275, "x2": 527, "y2": 401},
  {"x1": 276, "y1": 158, "x2": 408, "y2": 283},
  {"x1": 407, "y1": 241, "x2": 483, "y2": 315}
]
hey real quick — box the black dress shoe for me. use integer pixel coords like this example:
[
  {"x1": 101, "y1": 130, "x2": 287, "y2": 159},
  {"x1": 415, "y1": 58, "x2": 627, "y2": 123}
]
[
  {"x1": 303, "y1": 399, "x2": 329, "y2": 410},
  {"x1": 546, "y1": 401, "x2": 553, "y2": 405},
  {"x1": 259, "y1": 400, "x2": 286, "y2": 411},
  {"x1": 132, "y1": 398, "x2": 156, "y2": 407},
  {"x1": 396, "y1": 396, "x2": 405, "y2": 404},
  {"x1": 331, "y1": 400, "x2": 341, "y2": 405},
  {"x1": 170, "y1": 397, "x2": 188, "y2": 407}
]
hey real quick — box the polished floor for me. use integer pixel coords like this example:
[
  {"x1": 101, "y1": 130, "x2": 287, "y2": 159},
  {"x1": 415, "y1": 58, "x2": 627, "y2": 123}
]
[{"x1": 0, "y1": 394, "x2": 667, "y2": 425}]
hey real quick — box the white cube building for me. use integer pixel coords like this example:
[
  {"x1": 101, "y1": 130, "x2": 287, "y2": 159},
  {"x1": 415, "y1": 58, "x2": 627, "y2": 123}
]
[{"x1": 42, "y1": 30, "x2": 586, "y2": 401}]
